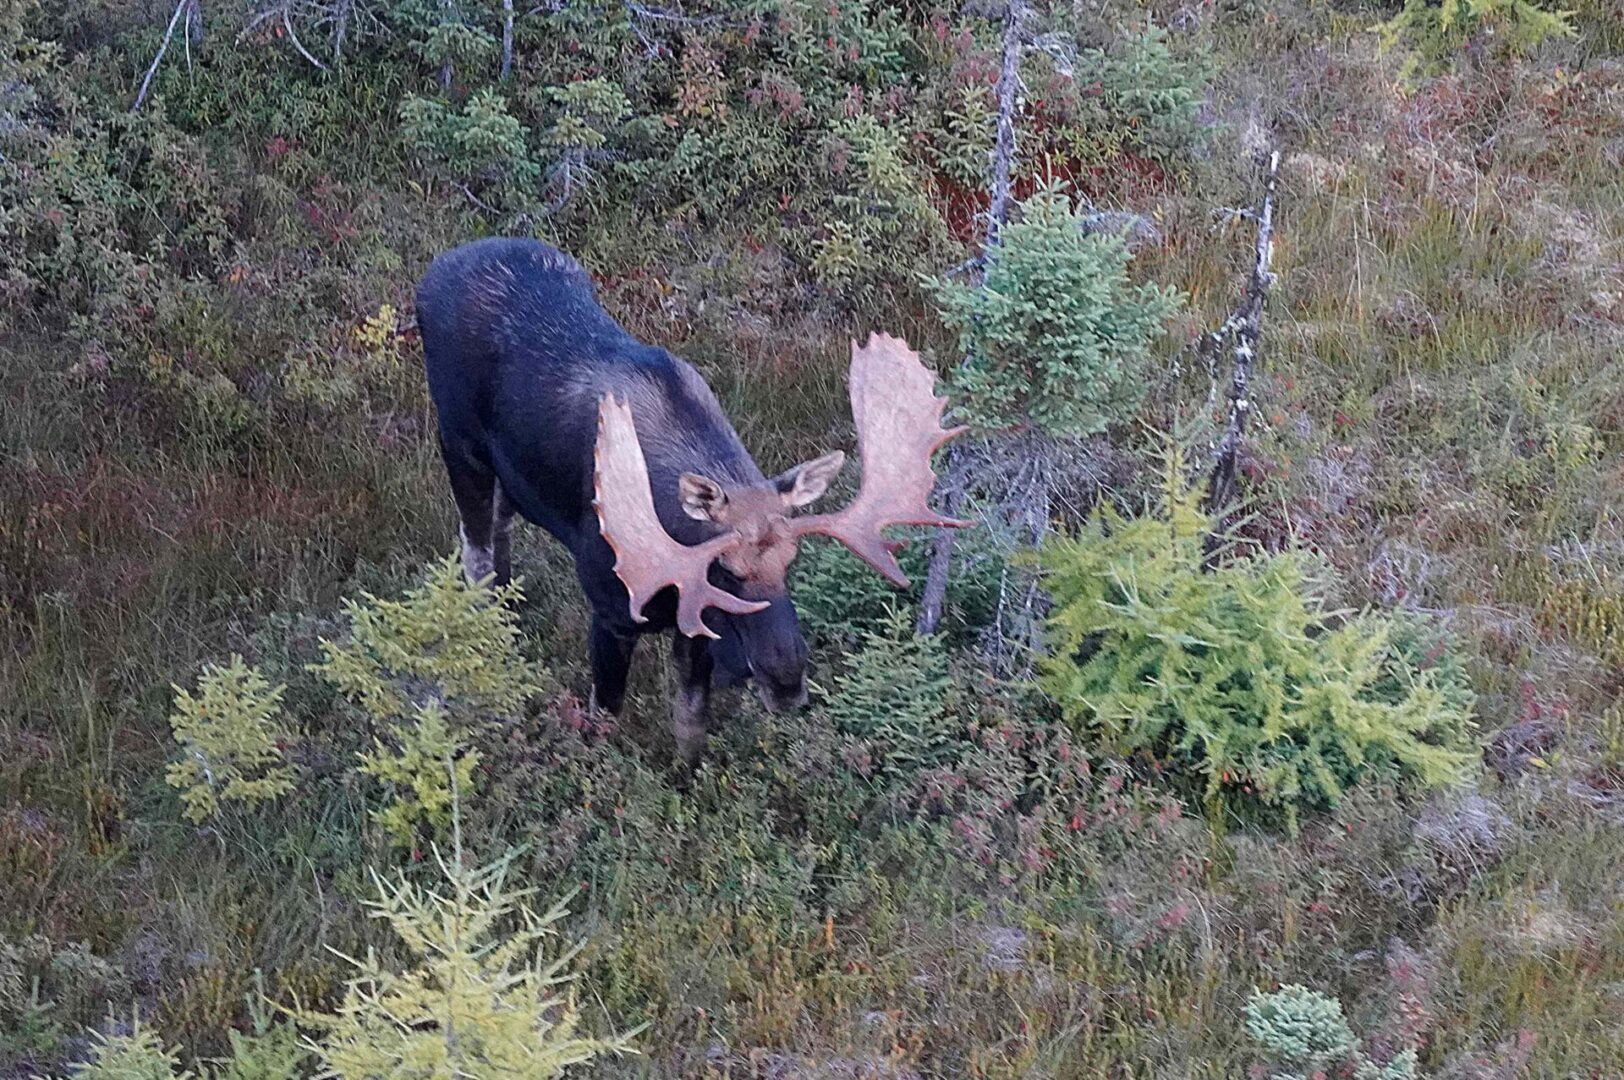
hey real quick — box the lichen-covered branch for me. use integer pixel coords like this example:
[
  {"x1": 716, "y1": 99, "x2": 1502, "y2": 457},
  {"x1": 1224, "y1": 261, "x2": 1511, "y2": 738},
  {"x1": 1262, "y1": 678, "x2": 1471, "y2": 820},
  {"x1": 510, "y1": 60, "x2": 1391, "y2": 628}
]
[{"x1": 1206, "y1": 149, "x2": 1280, "y2": 518}]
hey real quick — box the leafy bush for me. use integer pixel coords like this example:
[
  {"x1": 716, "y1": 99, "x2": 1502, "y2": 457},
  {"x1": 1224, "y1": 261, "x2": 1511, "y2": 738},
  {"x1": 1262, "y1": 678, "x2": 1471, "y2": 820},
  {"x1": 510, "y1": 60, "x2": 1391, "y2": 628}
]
[
  {"x1": 294, "y1": 846, "x2": 637, "y2": 1078},
  {"x1": 925, "y1": 181, "x2": 1182, "y2": 438},
  {"x1": 0, "y1": 16, "x2": 235, "y2": 344},
  {"x1": 1038, "y1": 452, "x2": 1476, "y2": 830},
  {"x1": 400, "y1": 89, "x2": 541, "y2": 211},
  {"x1": 166, "y1": 657, "x2": 296, "y2": 824}
]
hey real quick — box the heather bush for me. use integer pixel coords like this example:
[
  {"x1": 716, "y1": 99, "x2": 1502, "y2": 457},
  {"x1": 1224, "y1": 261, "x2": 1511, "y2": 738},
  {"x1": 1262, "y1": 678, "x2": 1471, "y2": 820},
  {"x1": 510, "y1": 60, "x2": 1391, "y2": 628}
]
[{"x1": 1038, "y1": 450, "x2": 1477, "y2": 829}]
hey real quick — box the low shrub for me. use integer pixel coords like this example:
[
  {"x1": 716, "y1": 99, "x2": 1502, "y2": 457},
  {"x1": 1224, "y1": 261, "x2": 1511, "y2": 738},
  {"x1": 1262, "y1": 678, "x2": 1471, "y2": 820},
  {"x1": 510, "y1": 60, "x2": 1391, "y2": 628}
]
[
  {"x1": 1038, "y1": 450, "x2": 1477, "y2": 830},
  {"x1": 1245, "y1": 984, "x2": 1421, "y2": 1080},
  {"x1": 166, "y1": 657, "x2": 296, "y2": 824},
  {"x1": 293, "y1": 844, "x2": 637, "y2": 1079}
]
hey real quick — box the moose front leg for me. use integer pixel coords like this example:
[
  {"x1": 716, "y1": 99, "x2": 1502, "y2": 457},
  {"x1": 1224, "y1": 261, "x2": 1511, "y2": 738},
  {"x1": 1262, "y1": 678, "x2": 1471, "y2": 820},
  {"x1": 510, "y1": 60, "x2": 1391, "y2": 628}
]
[
  {"x1": 587, "y1": 617, "x2": 637, "y2": 715},
  {"x1": 670, "y1": 631, "x2": 714, "y2": 765}
]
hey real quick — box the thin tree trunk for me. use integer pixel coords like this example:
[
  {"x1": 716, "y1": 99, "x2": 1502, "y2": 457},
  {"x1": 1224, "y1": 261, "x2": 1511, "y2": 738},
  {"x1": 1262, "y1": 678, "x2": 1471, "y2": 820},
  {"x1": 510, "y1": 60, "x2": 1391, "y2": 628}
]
[
  {"x1": 917, "y1": 0, "x2": 1025, "y2": 636},
  {"x1": 131, "y1": 0, "x2": 191, "y2": 112},
  {"x1": 1206, "y1": 149, "x2": 1280, "y2": 519},
  {"x1": 439, "y1": 0, "x2": 456, "y2": 89},
  {"x1": 500, "y1": 0, "x2": 514, "y2": 80},
  {"x1": 983, "y1": 0, "x2": 1024, "y2": 251},
  {"x1": 332, "y1": 0, "x2": 353, "y2": 64}
]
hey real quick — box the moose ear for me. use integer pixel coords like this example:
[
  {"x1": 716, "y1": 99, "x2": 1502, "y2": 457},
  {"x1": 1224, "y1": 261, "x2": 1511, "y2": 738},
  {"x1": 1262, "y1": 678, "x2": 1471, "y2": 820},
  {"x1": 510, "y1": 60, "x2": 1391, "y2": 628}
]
[
  {"x1": 679, "y1": 473, "x2": 729, "y2": 521},
  {"x1": 774, "y1": 451, "x2": 846, "y2": 509}
]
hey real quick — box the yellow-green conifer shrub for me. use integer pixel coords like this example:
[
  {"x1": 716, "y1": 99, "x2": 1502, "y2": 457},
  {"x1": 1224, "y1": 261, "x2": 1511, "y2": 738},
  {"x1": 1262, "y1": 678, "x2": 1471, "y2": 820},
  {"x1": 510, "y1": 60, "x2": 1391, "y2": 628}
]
[
  {"x1": 166, "y1": 657, "x2": 296, "y2": 824},
  {"x1": 356, "y1": 702, "x2": 481, "y2": 848},
  {"x1": 314, "y1": 556, "x2": 541, "y2": 846},
  {"x1": 58, "y1": 1016, "x2": 192, "y2": 1080},
  {"x1": 1376, "y1": 0, "x2": 1574, "y2": 74},
  {"x1": 295, "y1": 848, "x2": 637, "y2": 1079},
  {"x1": 1038, "y1": 448, "x2": 1476, "y2": 831}
]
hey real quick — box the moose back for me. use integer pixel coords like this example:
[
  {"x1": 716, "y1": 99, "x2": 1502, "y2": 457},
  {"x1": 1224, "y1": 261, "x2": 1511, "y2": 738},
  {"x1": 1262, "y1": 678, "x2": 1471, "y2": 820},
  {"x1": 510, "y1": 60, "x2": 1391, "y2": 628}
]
[{"x1": 417, "y1": 238, "x2": 966, "y2": 760}]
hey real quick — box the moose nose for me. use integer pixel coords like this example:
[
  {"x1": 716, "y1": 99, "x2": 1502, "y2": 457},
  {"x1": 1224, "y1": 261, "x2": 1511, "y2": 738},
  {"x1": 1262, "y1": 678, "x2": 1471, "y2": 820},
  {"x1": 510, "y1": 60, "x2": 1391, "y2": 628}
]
[{"x1": 755, "y1": 672, "x2": 808, "y2": 712}]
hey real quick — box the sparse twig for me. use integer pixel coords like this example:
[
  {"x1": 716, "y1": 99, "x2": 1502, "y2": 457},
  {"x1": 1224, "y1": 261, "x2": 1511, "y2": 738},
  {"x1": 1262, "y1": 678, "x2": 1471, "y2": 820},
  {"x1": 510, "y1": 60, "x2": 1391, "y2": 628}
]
[
  {"x1": 131, "y1": 0, "x2": 193, "y2": 112},
  {"x1": 283, "y1": 2, "x2": 329, "y2": 70}
]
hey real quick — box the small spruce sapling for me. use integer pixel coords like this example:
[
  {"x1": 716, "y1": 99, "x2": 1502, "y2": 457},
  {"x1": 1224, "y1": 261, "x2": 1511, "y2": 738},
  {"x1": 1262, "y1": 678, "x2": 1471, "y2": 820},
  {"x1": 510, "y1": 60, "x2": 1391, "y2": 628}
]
[
  {"x1": 166, "y1": 656, "x2": 296, "y2": 824},
  {"x1": 1037, "y1": 444, "x2": 1475, "y2": 830},
  {"x1": 924, "y1": 179, "x2": 1182, "y2": 440},
  {"x1": 59, "y1": 1015, "x2": 192, "y2": 1080},
  {"x1": 1245, "y1": 984, "x2": 1421, "y2": 1080},
  {"x1": 314, "y1": 555, "x2": 541, "y2": 847},
  {"x1": 294, "y1": 766, "x2": 639, "y2": 1079}
]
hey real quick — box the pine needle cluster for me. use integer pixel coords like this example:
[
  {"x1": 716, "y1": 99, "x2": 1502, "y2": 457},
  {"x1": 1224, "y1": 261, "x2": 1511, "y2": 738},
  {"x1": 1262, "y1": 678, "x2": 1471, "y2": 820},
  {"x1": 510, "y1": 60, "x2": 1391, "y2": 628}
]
[{"x1": 314, "y1": 556, "x2": 541, "y2": 847}]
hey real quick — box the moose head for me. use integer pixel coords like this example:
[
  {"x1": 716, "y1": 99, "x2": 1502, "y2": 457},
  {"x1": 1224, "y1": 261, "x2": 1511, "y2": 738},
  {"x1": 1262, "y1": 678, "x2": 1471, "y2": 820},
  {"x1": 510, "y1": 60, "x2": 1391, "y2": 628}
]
[{"x1": 591, "y1": 333, "x2": 970, "y2": 709}]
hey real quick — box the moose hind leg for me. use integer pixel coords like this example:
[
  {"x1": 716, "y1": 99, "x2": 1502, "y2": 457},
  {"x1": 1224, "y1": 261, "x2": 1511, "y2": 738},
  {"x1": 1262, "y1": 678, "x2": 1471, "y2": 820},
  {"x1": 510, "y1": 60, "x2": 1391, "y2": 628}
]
[
  {"x1": 441, "y1": 439, "x2": 499, "y2": 587},
  {"x1": 490, "y1": 481, "x2": 516, "y2": 588},
  {"x1": 671, "y1": 632, "x2": 714, "y2": 765}
]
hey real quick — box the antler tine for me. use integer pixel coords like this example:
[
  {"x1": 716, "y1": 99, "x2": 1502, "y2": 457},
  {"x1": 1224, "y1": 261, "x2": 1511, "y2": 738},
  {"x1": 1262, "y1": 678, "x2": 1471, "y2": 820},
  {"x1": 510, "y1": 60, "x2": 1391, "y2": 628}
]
[
  {"x1": 792, "y1": 333, "x2": 972, "y2": 586},
  {"x1": 592, "y1": 394, "x2": 769, "y2": 638}
]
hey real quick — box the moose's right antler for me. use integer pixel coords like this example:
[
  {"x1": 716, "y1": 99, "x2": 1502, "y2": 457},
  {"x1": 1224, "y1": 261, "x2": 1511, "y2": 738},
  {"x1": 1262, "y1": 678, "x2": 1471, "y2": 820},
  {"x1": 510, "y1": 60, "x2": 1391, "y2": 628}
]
[
  {"x1": 592, "y1": 394, "x2": 769, "y2": 638},
  {"x1": 792, "y1": 333, "x2": 971, "y2": 585}
]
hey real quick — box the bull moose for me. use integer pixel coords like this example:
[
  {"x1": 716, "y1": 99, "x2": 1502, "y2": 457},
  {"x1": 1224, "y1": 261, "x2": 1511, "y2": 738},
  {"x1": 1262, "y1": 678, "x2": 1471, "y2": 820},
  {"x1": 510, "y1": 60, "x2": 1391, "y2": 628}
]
[{"x1": 417, "y1": 238, "x2": 966, "y2": 760}]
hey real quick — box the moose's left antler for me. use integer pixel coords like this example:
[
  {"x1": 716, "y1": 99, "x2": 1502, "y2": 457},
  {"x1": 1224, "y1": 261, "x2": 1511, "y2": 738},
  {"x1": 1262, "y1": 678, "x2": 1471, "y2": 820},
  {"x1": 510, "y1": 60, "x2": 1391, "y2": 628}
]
[
  {"x1": 593, "y1": 394, "x2": 770, "y2": 638},
  {"x1": 792, "y1": 333, "x2": 971, "y2": 585}
]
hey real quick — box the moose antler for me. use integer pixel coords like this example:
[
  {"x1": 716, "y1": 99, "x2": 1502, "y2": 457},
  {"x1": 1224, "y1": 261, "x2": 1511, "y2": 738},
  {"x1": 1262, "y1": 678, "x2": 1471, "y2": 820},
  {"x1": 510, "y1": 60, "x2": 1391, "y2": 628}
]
[
  {"x1": 592, "y1": 394, "x2": 769, "y2": 638},
  {"x1": 793, "y1": 333, "x2": 971, "y2": 585}
]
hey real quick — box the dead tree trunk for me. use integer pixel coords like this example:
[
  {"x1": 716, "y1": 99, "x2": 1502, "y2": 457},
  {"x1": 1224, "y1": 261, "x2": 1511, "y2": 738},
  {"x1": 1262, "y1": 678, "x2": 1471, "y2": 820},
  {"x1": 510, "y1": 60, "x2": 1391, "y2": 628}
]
[
  {"x1": 1206, "y1": 149, "x2": 1280, "y2": 520},
  {"x1": 439, "y1": 0, "x2": 457, "y2": 89},
  {"x1": 917, "y1": 0, "x2": 1026, "y2": 636}
]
